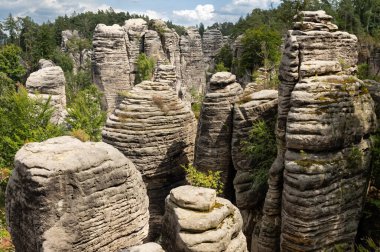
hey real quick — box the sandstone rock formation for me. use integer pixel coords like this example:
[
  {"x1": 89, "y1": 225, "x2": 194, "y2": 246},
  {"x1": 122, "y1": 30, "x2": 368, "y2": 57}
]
[
  {"x1": 102, "y1": 80, "x2": 196, "y2": 240},
  {"x1": 93, "y1": 24, "x2": 131, "y2": 112},
  {"x1": 180, "y1": 28, "x2": 207, "y2": 100},
  {"x1": 194, "y1": 72, "x2": 243, "y2": 198},
  {"x1": 162, "y1": 185, "x2": 247, "y2": 252},
  {"x1": 202, "y1": 29, "x2": 224, "y2": 70},
  {"x1": 61, "y1": 30, "x2": 92, "y2": 74},
  {"x1": 123, "y1": 243, "x2": 165, "y2": 252},
  {"x1": 124, "y1": 18, "x2": 148, "y2": 85},
  {"x1": 25, "y1": 61, "x2": 67, "y2": 124},
  {"x1": 6, "y1": 136, "x2": 149, "y2": 252},
  {"x1": 153, "y1": 65, "x2": 178, "y2": 92},
  {"x1": 257, "y1": 11, "x2": 377, "y2": 251},
  {"x1": 232, "y1": 89, "x2": 278, "y2": 247}
]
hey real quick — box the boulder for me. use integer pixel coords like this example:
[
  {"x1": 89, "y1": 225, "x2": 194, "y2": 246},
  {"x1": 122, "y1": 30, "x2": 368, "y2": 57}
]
[
  {"x1": 6, "y1": 136, "x2": 149, "y2": 252},
  {"x1": 257, "y1": 10, "x2": 377, "y2": 251},
  {"x1": 102, "y1": 81, "x2": 196, "y2": 240},
  {"x1": 92, "y1": 24, "x2": 131, "y2": 112},
  {"x1": 194, "y1": 72, "x2": 243, "y2": 198},
  {"x1": 25, "y1": 62, "x2": 67, "y2": 124},
  {"x1": 232, "y1": 89, "x2": 278, "y2": 246},
  {"x1": 162, "y1": 186, "x2": 247, "y2": 252}
]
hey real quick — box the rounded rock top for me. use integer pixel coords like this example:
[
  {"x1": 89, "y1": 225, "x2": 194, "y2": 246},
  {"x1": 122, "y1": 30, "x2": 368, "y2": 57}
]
[{"x1": 169, "y1": 185, "x2": 216, "y2": 211}]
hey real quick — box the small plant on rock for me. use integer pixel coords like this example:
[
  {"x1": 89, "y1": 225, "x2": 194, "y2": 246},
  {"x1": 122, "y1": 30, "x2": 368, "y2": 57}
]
[{"x1": 181, "y1": 164, "x2": 224, "y2": 195}]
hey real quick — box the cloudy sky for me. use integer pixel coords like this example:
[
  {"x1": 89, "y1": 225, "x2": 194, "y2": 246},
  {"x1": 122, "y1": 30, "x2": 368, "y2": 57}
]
[{"x1": 0, "y1": 0, "x2": 280, "y2": 26}]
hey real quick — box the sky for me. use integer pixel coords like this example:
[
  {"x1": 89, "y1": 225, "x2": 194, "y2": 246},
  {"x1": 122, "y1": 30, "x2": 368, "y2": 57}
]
[{"x1": 0, "y1": 0, "x2": 281, "y2": 26}]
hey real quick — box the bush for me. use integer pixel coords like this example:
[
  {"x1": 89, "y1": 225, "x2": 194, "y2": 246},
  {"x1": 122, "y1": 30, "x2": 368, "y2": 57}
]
[
  {"x1": 135, "y1": 53, "x2": 155, "y2": 84},
  {"x1": 0, "y1": 72, "x2": 15, "y2": 96},
  {"x1": 50, "y1": 49, "x2": 74, "y2": 73},
  {"x1": 65, "y1": 69, "x2": 93, "y2": 104},
  {"x1": 65, "y1": 85, "x2": 106, "y2": 141},
  {"x1": 190, "y1": 87, "x2": 203, "y2": 119},
  {"x1": 181, "y1": 164, "x2": 224, "y2": 195},
  {"x1": 242, "y1": 119, "x2": 277, "y2": 190},
  {"x1": 0, "y1": 87, "x2": 65, "y2": 168},
  {"x1": 215, "y1": 44, "x2": 233, "y2": 71},
  {"x1": 215, "y1": 62, "x2": 229, "y2": 72},
  {"x1": 0, "y1": 44, "x2": 26, "y2": 82}
]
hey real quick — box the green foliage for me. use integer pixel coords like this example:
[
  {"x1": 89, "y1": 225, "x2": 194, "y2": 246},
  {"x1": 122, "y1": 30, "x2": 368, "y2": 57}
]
[
  {"x1": 66, "y1": 37, "x2": 92, "y2": 52},
  {"x1": 0, "y1": 87, "x2": 65, "y2": 168},
  {"x1": 166, "y1": 21, "x2": 186, "y2": 36},
  {"x1": 50, "y1": 49, "x2": 74, "y2": 73},
  {"x1": 65, "y1": 69, "x2": 93, "y2": 104},
  {"x1": 215, "y1": 62, "x2": 229, "y2": 72},
  {"x1": 242, "y1": 119, "x2": 277, "y2": 189},
  {"x1": 135, "y1": 53, "x2": 155, "y2": 84},
  {"x1": 358, "y1": 63, "x2": 370, "y2": 79},
  {"x1": 215, "y1": 44, "x2": 233, "y2": 71},
  {"x1": 198, "y1": 22, "x2": 205, "y2": 38},
  {"x1": 0, "y1": 44, "x2": 26, "y2": 82},
  {"x1": 190, "y1": 87, "x2": 203, "y2": 119},
  {"x1": 241, "y1": 26, "x2": 282, "y2": 74},
  {"x1": 181, "y1": 164, "x2": 224, "y2": 195},
  {"x1": 65, "y1": 85, "x2": 106, "y2": 141},
  {"x1": 0, "y1": 72, "x2": 15, "y2": 96}
]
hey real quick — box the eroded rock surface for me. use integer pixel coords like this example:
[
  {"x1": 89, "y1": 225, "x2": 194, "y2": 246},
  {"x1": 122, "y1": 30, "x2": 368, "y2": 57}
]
[
  {"x1": 162, "y1": 186, "x2": 247, "y2": 252},
  {"x1": 202, "y1": 29, "x2": 224, "y2": 70},
  {"x1": 257, "y1": 11, "x2": 377, "y2": 251},
  {"x1": 194, "y1": 72, "x2": 243, "y2": 198},
  {"x1": 180, "y1": 28, "x2": 207, "y2": 100},
  {"x1": 123, "y1": 243, "x2": 165, "y2": 252},
  {"x1": 25, "y1": 61, "x2": 67, "y2": 124},
  {"x1": 93, "y1": 24, "x2": 131, "y2": 112},
  {"x1": 102, "y1": 81, "x2": 196, "y2": 240},
  {"x1": 6, "y1": 136, "x2": 149, "y2": 252},
  {"x1": 232, "y1": 89, "x2": 278, "y2": 247}
]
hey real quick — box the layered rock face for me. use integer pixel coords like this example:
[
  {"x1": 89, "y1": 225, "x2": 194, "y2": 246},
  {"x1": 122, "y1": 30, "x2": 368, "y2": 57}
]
[
  {"x1": 232, "y1": 89, "x2": 278, "y2": 246},
  {"x1": 124, "y1": 19, "x2": 148, "y2": 85},
  {"x1": 102, "y1": 81, "x2": 196, "y2": 240},
  {"x1": 153, "y1": 64, "x2": 177, "y2": 90},
  {"x1": 123, "y1": 243, "x2": 165, "y2": 252},
  {"x1": 162, "y1": 186, "x2": 247, "y2": 252},
  {"x1": 202, "y1": 29, "x2": 224, "y2": 70},
  {"x1": 25, "y1": 60, "x2": 67, "y2": 124},
  {"x1": 180, "y1": 28, "x2": 207, "y2": 99},
  {"x1": 93, "y1": 24, "x2": 131, "y2": 112},
  {"x1": 194, "y1": 72, "x2": 243, "y2": 198},
  {"x1": 257, "y1": 11, "x2": 377, "y2": 251},
  {"x1": 6, "y1": 136, "x2": 149, "y2": 252}
]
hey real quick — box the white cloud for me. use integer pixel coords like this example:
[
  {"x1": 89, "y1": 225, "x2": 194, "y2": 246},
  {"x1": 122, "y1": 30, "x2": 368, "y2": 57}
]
[
  {"x1": 173, "y1": 4, "x2": 215, "y2": 23},
  {"x1": 221, "y1": 0, "x2": 280, "y2": 15}
]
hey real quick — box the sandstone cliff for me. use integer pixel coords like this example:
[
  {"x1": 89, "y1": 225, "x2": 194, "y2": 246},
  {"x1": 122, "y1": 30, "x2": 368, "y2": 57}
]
[{"x1": 257, "y1": 11, "x2": 377, "y2": 251}]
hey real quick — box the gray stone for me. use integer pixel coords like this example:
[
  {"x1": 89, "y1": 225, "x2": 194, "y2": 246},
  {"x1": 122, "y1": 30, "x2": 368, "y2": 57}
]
[
  {"x1": 92, "y1": 24, "x2": 131, "y2": 112},
  {"x1": 202, "y1": 29, "x2": 224, "y2": 70},
  {"x1": 6, "y1": 136, "x2": 149, "y2": 252},
  {"x1": 162, "y1": 186, "x2": 247, "y2": 252},
  {"x1": 194, "y1": 72, "x2": 243, "y2": 198},
  {"x1": 102, "y1": 81, "x2": 196, "y2": 240},
  {"x1": 169, "y1": 185, "x2": 216, "y2": 211},
  {"x1": 25, "y1": 64, "x2": 67, "y2": 124},
  {"x1": 257, "y1": 10, "x2": 377, "y2": 251}
]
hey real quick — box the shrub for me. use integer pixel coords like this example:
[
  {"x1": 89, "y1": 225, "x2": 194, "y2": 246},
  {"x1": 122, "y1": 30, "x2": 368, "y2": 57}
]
[
  {"x1": 215, "y1": 62, "x2": 229, "y2": 72},
  {"x1": 190, "y1": 87, "x2": 203, "y2": 119},
  {"x1": 215, "y1": 44, "x2": 233, "y2": 71},
  {"x1": 181, "y1": 164, "x2": 224, "y2": 195},
  {"x1": 65, "y1": 85, "x2": 106, "y2": 141},
  {"x1": 0, "y1": 44, "x2": 26, "y2": 82},
  {"x1": 0, "y1": 72, "x2": 15, "y2": 96},
  {"x1": 50, "y1": 49, "x2": 74, "y2": 73},
  {"x1": 65, "y1": 69, "x2": 93, "y2": 105},
  {"x1": 358, "y1": 63, "x2": 370, "y2": 80},
  {"x1": 242, "y1": 119, "x2": 277, "y2": 190},
  {"x1": 135, "y1": 53, "x2": 155, "y2": 84},
  {"x1": 70, "y1": 129, "x2": 90, "y2": 142},
  {"x1": 0, "y1": 87, "x2": 65, "y2": 168}
]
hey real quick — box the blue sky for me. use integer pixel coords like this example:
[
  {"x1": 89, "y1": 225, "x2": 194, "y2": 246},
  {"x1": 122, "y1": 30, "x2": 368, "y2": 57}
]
[{"x1": 0, "y1": 0, "x2": 280, "y2": 26}]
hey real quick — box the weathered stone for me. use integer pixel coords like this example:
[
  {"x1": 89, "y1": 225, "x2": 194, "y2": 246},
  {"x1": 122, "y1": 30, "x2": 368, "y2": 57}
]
[
  {"x1": 153, "y1": 64, "x2": 177, "y2": 91},
  {"x1": 162, "y1": 186, "x2": 247, "y2": 252},
  {"x1": 124, "y1": 19, "x2": 148, "y2": 85},
  {"x1": 25, "y1": 63, "x2": 67, "y2": 124},
  {"x1": 202, "y1": 29, "x2": 224, "y2": 70},
  {"x1": 169, "y1": 185, "x2": 216, "y2": 212},
  {"x1": 102, "y1": 81, "x2": 196, "y2": 240},
  {"x1": 194, "y1": 72, "x2": 243, "y2": 198},
  {"x1": 232, "y1": 90, "x2": 278, "y2": 246},
  {"x1": 123, "y1": 243, "x2": 165, "y2": 252},
  {"x1": 92, "y1": 24, "x2": 131, "y2": 112},
  {"x1": 257, "y1": 10, "x2": 377, "y2": 251},
  {"x1": 179, "y1": 27, "x2": 207, "y2": 101},
  {"x1": 144, "y1": 30, "x2": 166, "y2": 62},
  {"x1": 6, "y1": 136, "x2": 149, "y2": 252}
]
